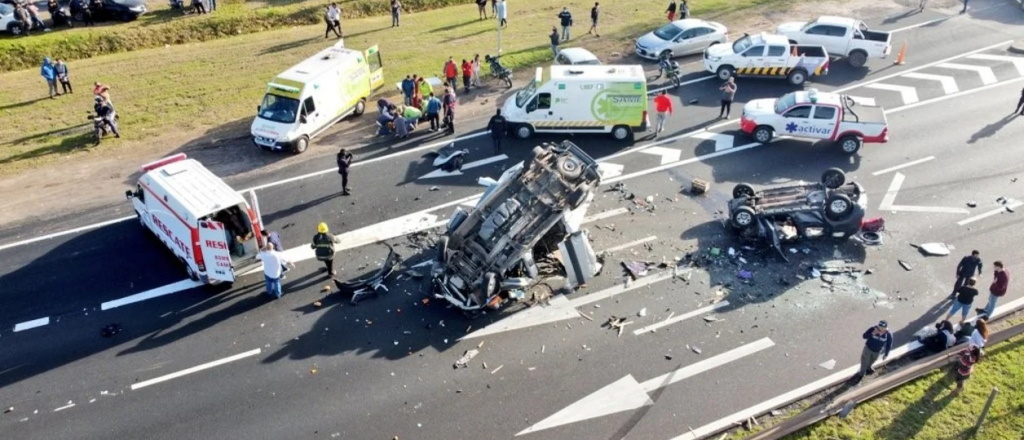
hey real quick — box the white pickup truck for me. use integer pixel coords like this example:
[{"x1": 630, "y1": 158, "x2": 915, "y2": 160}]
[
  {"x1": 703, "y1": 33, "x2": 830, "y2": 87},
  {"x1": 775, "y1": 16, "x2": 892, "y2": 68},
  {"x1": 739, "y1": 89, "x2": 889, "y2": 155}
]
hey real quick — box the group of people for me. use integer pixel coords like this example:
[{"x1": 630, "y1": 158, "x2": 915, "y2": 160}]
[
  {"x1": 470, "y1": 0, "x2": 507, "y2": 25},
  {"x1": 40, "y1": 56, "x2": 121, "y2": 139},
  {"x1": 547, "y1": 3, "x2": 600, "y2": 56},
  {"x1": 170, "y1": 0, "x2": 217, "y2": 15},
  {"x1": 40, "y1": 57, "x2": 72, "y2": 99},
  {"x1": 441, "y1": 56, "x2": 483, "y2": 94},
  {"x1": 665, "y1": 0, "x2": 690, "y2": 22},
  {"x1": 4, "y1": 0, "x2": 53, "y2": 34}
]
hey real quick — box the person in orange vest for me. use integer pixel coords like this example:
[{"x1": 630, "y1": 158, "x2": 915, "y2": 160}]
[
  {"x1": 653, "y1": 90, "x2": 673, "y2": 136},
  {"x1": 443, "y1": 57, "x2": 458, "y2": 90},
  {"x1": 461, "y1": 59, "x2": 473, "y2": 93}
]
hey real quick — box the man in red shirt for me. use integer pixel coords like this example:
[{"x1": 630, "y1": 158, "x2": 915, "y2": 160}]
[
  {"x1": 653, "y1": 90, "x2": 673, "y2": 136},
  {"x1": 979, "y1": 260, "x2": 1010, "y2": 319},
  {"x1": 461, "y1": 59, "x2": 473, "y2": 93},
  {"x1": 443, "y1": 57, "x2": 458, "y2": 90}
]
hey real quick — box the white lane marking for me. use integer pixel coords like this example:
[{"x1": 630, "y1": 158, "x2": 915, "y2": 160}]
[
  {"x1": 101, "y1": 279, "x2": 203, "y2": 311},
  {"x1": 13, "y1": 317, "x2": 50, "y2": 332},
  {"x1": 887, "y1": 75, "x2": 1024, "y2": 114},
  {"x1": 692, "y1": 132, "x2": 735, "y2": 152},
  {"x1": 846, "y1": 95, "x2": 876, "y2": 106},
  {"x1": 632, "y1": 301, "x2": 731, "y2": 335},
  {"x1": 130, "y1": 348, "x2": 261, "y2": 390},
  {"x1": 967, "y1": 54, "x2": 1024, "y2": 76},
  {"x1": 596, "y1": 162, "x2": 625, "y2": 179},
  {"x1": 865, "y1": 83, "x2": 920, "y2": 104},
  {"x1": 605, "y1": 142, "x2": 765, "y2": 184},
  {"x1": 878, "y1": 172, "x2": 970, "y2": 214},
  {"x1": 936, "y1": 62, "x2": 997, "y2": 85},
  {"x1": 957, "y1": 199, "x2": 1022, "y2": 226},
  {"x1": 871, "y1": 156, "x2": 935, "y2": 176},
  {"x1": 887, "y1": 16, "x2": 951, "y2": 34},
  {"x1": 53, "y1": 402, "x2": 76, "y2": 412},
  {"x1": 583, "y1": 208, "x2": 629, "y2": 224},
  {"x1": 647, "y1": 75, "x2": 716, "y2": 94},
  {"x1": 418, "y1": 154, "x2": 508, "y2": 179},
  {"x1": 600, "y1": 236, "x2": 657, "y2": 254},
  {"x1": 516, "y1": 338, "x2": 774, "y2": 436},
  {"x1": 640, "y1": 146, "x2": 683, "y2": 165},
  {"x1": 901, "y1": 72, "x2": 959, "y2": 94},
  {"x1": 668, "y1": 297, "x2": 1024, "y2": 440},
  {"x1": 2, "y1": 41, "x2": 1012, "y2": 254},
  {"x1": 462, "y1": 270, "x2": 681, "y2": 340}
]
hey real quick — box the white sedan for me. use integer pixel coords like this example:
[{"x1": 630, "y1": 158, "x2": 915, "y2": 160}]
[
  {"x1": 635, "y1": 19, "x2": 728, "y2": 60},
  {"x1": 554, "y1": 47, "x2": 602, "y2": 65}
]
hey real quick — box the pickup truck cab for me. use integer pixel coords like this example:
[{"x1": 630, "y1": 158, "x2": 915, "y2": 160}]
[
  {"x1": 740, "y1": 89, "x2": 888, "y2": 154},
  {"x1": 776, "y1": 16, "x2": 891, "y2": 68},
  {"x1": 703, "y1": 33, "x2": 829, "y2": 86}
]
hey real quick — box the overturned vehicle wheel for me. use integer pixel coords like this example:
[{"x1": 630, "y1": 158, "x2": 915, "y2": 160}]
[{"x1": 731, "y1": 205, "x2": 756, "y2": 228}]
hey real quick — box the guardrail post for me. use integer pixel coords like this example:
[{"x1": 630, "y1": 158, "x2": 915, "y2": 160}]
[{"x1": 973, "y1": 387, "x2": 999, "y2": 433}]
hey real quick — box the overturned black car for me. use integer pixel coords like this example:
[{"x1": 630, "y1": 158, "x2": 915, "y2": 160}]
[{"x1": 726, "y1": 168, "x2": 866, "y2": 256}]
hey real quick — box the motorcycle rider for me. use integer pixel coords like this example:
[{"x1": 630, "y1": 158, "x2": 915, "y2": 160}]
[
  {"x1": 93, "y1": 96, "x2": 120, "y2": 142},
  {"x1": 658, "y1": 51, "x2": 677, "y2": 79}
]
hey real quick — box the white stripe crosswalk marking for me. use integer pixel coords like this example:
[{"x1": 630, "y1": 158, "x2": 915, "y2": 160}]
[
  {"x1": 936, "y1": 63, "x2": 997, "y2": 85},
  {"x1": 865, "y1": 83, "x2": 919, "y2": 104},
  {"x1": 966, "y1": 54, "x2": 1024, "y2": 76},
  {"x1": 901, "y1": 72, "x2": 959, "y2": 94}
]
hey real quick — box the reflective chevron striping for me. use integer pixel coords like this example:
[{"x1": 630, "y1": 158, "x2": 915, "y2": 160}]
[
  {"x1": 966, "y1": 54, "x2": 1024, "y2": 76},
  {"x1": 736, "y1": 67, "x2": 790, "y2": 76},
  {"x1": 936, "y1": 63, "x2": 997, "y2": 85},
  {"x1": 901, "y1": 72, "x2": 959, "y2": 95},
  {"x1": 865, "y1": 83, "x2": 920, "y2": 104},
  {"x1": 534, "y1": 121, "x2": 605, "y2": 127}
]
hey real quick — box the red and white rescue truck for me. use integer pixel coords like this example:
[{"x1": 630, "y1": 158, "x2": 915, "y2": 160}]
[
  {"x1": 126, "y1": 154, "x2": 265, "y2": 284},
  {"x1": 740, "y1": 89, "x2": 889, "y2": 155}
]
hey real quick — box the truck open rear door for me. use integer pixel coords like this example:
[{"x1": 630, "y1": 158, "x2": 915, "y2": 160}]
[
  {"x1": 365, "y1": 45, "x2": 385, "y2": 91},
  {"x1": 199, "y1": 220, "x2": 235, "y2": 283},
  {"x1": 248, "y1": 190, "x2": 265, "y2": 249}
]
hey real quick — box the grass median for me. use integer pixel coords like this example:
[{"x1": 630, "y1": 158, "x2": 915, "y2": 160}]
[{"x1": 0, "y1": 0, "x2": 792, "y2": 175}]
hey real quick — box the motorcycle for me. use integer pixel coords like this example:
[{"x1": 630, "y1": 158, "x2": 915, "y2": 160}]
[
  {"x1": 48, "y1": 2, "x2": 74, "y2": 28},
  {"x1": 657, "y1": 56, "x2": 682, "y2": 89},
  {"x1": 431, "y1": 143, "x2": 468, "y2": 172},
  {"x1": 485, "y1": 54, "x2": 513, "y2": 89}
]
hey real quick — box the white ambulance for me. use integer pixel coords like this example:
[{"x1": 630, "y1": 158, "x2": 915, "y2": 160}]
[{"x1": 126, "y1": 154, "x2": 266, "y2": 284}]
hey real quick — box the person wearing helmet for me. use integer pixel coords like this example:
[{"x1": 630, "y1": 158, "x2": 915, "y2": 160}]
[
  {"x1": 311, "y1": 223, "x2": 341, "y2": 276},
  {"x1": 658, "y1": 51, "x2": 675, "y2": 78}
]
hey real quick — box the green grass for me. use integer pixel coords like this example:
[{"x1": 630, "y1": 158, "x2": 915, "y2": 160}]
[
  {"x1": 0, "y1": 0, "x2": 793, "y2": 174},
  {"x1": 779, "y1": 334, "x2": 1024, "y2": 440}
]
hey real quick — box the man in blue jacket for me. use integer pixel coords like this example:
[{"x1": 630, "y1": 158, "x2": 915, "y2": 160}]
[
  {"x1": 401, "y1": 75, "x2": 415, "y2": 106},
  {"x1": 41, "y1": 58, "x2": 57, "y2": 99},
  {"x1": 854, "y1": 320, "x2": 893, "y2": 382},
  {"x1": 557, "y1": 7, "x2": 573, "y2": 41},
  {"x1": 425, "y1": 94, "x2": 442, "y2": 132}
]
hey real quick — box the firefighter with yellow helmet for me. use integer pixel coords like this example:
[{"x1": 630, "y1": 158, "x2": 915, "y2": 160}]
[{"x1": 310, "y1": 222, "x2": 341, "y2": 276}]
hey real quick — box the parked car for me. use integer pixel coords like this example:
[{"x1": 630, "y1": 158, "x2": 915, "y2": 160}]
[
  {"x1": 432, "y1": 141, "x2": 602, "y2": 315},
  {"x1": 727, "y1": 168, "x2": 866, "y2": 257},
  {"x1": 740, "y1": 88, "x2": 888, "y2": 154},
  {"x1": 70, "y1": 0, "x2": 147, "y2": 22},
  {"x1": 703, "y1": 33, "x2": 829, "y2": 86},
  {"x1": 775, "y1": 16, "x2": 892, "y2": 68},
  {"x1": 554, "y1": 47, "x2": 602, "y2": 65},
  {"x1": 0, "y1": 3, "x2": 25, "y2": 35},
  {"x1": 635, "y1": 18, "x2": 728, "y2": 60}
]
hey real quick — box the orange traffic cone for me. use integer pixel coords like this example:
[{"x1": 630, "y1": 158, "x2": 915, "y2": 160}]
[{"x1": 893, "y1": 41, "x2": 907, "y2": 65}]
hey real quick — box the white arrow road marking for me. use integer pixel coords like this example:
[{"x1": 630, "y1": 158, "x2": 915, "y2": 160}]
[
  {"x1": 633, "y1": 301, "x2": 731, "y2": 335},
  {"x1": 516, "y1": 338, "x2": 775, "y2": 436},
  {"x1": 597, "y1": 162, "x2": 625, "y2": 179},
  {"x1": 878, "y1": 172, "x2": 970, "y2": 214},
  {"x1": 936, "y1": 62, "x2": 997, "y2": 85},
  {"x1": 901, "y1": 73, "x2": 959, "y2": 95},
  {"x1": 845, "y1": 95, "x2": 876, "y2": 106},
  {"x1": 692, "y1": 132, "x2": 736, "y2": 152},
  {"x1": 418, "y1": 154, "x2": 508, "y2": 179},
  {"x1": 640, "y1": 146, "x2": 683, "y2": 165},
  {"x1": 871, "y1": 156, "x2": 935, "y2": 176},
  {"x1": 865, "y1": 83, "x2": 920, "y2": 104},
  {"x1": 967, "y1": 54, "x2": 1024, "y2": 76},
  {"x1": 462, "y1": 270, "x2": 681, "y2": 340},
  {"x1": 957, "y1": 199, "x2": 1022, "y2": 226}
]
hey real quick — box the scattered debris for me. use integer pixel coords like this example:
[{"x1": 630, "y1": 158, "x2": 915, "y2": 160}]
[
  {"x1": 4, "y1": 407, "x2": 12, "y2": 414},
  {"x1": 321, "y1": 285, "x2": 331, "y2": 292},
  {"x1": 917, "y1": 243, "x2": 951, "y2": 256},
  {"x1": 665, "y1": 354, "x2": 674, "y2": 360},
  {"x1": 100, "y1": 323, "x2": 122, "y2": 338},
  {"x1": 702, "y1": 315, "x2": 720, "y2": 323},
  {"x1": 313, "y1": 301, "x2": 323, "y2": 307},
  {"x1": 638, "y1": 308, "x2": 648, "y2": 317},
  {"x1": 429, "y1": 186, "x2": 440, "y2": 191},
  {"x1": 454, "y1": 349, "x2": 480, "y2": 369},
  {"x1": 541, "y1": 345, "x2": 546, "y2": 354},
  {"x1": 770, "y1": 410, "x2": 784, "y2": 417},
  {"x1": 737, "y1": 270, "x2": 753, "y2": 280},
  {"x1": 898, "y1": 260, "x2": 913, "y2": 271},
  {"x1": 577, "y1": 310, "x2": 594, "y2": 321},
  {"x1": 623, "y1": 261, "x2": 651, "y2": 279},
  {"x1": 490, "y1": 365, "x2": 504, "y2": 374},
  {"x1": 405, "y1": 270, "x2": 425, "y2": 279},
  {"x1": 421, "y1": 298, "x2": 430, "y2": 305},
  {"x1": 310, "y1": 365, "x2": 318, "y2": 375},
  {"x1": 605, "y1": 317, "x2": 634, "y2": 337},
  {"x1": 645, "y1": 195, "x2": 655, "y2": 203},
  {"x1": 691, "y1": 178, "x2": 710, "y2": 195},
  {"x1": 966, "y1": 201, "x2": 977, "y2": 208},
  {"x1": 690, "y1": 345, "x2": 703, "y2": 355},
  {"x1": 819, "y1": 359, "x2": 836, "y2": 370}
]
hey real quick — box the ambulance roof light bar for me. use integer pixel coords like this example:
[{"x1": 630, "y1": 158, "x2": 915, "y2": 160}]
[{"x1": 140, "y1": 153, "x2": 188, "y2": 173}]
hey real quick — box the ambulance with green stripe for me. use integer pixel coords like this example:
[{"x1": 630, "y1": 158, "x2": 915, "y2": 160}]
[
  {"x1": 251, "y1": 41, "x2": 384, "y2": 153},
  {"x1": 703, "y1": 33, "x2": 829, "y2": 87},
  {"x1": 501, "y1": 65, "x2": 649, "y2": 142}
]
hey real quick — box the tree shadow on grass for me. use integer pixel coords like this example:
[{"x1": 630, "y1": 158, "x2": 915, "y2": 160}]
[
  {"x1": 877, "y1": 371, "x2": 958, "y2": 440},
  {"x1": 0, "y1": 129, "x2": 96, "y2": 166}
]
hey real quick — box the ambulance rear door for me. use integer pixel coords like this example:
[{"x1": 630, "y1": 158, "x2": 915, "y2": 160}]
[{"x1": 199, "y1": 220, "x2": 235, "y2": 283}]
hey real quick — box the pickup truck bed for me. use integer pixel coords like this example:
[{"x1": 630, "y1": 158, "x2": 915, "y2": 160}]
[
  {"x1": 842, "y1": 104, "x2": 886, "y2": 125},
  {"x1": 859, "y1": 30, "x2": 889, "y2": 42},
  {"x1": 794, "y1": 45, "x2": 827, "y2": 57}
]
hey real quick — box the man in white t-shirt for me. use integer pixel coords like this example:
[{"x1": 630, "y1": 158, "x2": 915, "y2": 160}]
[
  {"x1": 325, "y1": 3, "x2": 342, "y2": 39},
  {"x1": 258, "y1": 244, "x2": 294, "y2": 299}
]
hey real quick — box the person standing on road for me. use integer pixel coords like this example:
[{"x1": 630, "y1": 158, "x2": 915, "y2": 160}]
[
  {"x1": 390, "y1": 0, "x2": 401, "y2": 27},
  {"x1": 41, "y1": 58, "x2": 58, "y2": 99},
  {"x1": 1015, "y1": 86, "x2": 1024, "y2": 115},
  {"x1": 951, "y1": 250, "x2": 983, "y2": 297},
  {"x1": 55, "y1": 59, "x2": 72, "y2": 95},
  {"x1": 950, "y1": 345, "x2": 981, "y2": 395},
  {"x1": 311, "y1": 223, "x2": 341, "y2": 276},
  {"x1": 425, "y1": 94, "x2": 442, "y2": 132},
  {"x1": 325, "y1": 3, "x2": 342, "y2": 39},
  {"x1": 557, "y1": 7, "x2": 573, "y2": 41},
  {"x1": 666, "y1": 0, "x2": 677, "y2": 22},
  {"x1": 718, "y1": 77, "x2": 737, "y2": 119},
  {"x1": 471, "y1": 54, "x2": 483, "y2": 87},
  {"x1": 978, "y1": 261, "x2": 1009, "y2": 319},
  {"x1": 461, "y1": 59, "x2": 473, "y2": 93},
  {"x1": 947, "y1": 278, "x2": 979, "y2": 321},
  {"x1": 854, "y1": 320, "x2": 892, "y2": 382},
  {"x1": 337, "y1": 148, "x2": 352, "y2": 195},
  {"x1": 476, "y1": 0, "x2": 487, "y2": 19},
  {"x1": 487, "y1": 109, "x2": 508, "y2": 153},
  {"x1": 443, "y1": 89, "x2": 457, "y2": 134},
  {"x1": 549, "y1": 27, "x2": 560, "y2": 57},
  {"x1": 443, "y1": 57, "x2": 458, "y2": 91},
  {"x1": 497, "y1": 0, "x2": 507, "y2": 27},
  {"x1": 588, "y1": 3, "x2": 599, "y2": 37},
  {"x1": 257, "y1": 243, "x2": 294, "y2": 299},
  {"x1": 401, "y1": 75, "x2": 415, "y2": 106},
  {"x1": 653, "y1": 90, "x2": 673, "y2": 135}
]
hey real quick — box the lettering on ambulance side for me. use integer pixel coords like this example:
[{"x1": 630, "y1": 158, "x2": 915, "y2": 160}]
[
  {"x1": 784, "y1": 121, "x2": 832, "y2": 136},
  {"x1": 153, "y1": 216, "x2": 191, "y2": 260},
  {"x1": 205, "y1": 240, "x2": 228, "y2": 250}
]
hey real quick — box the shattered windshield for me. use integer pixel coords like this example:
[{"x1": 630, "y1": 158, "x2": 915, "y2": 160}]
[{"x1": 515, "y1": 80, "x2": 539, "y2": 108}]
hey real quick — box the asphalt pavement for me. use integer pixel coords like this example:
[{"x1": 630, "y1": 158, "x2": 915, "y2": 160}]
[{"x1": 2, "y1": 4, "x2": 1024, "y2": 440}]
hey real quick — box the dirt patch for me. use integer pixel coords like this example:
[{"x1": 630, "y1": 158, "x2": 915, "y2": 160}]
[{"x1": 0, "y1": 0, "x2": 916, "y2": 232}]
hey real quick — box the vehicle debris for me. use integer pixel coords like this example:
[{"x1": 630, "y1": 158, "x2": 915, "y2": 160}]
[
  {"x1": 665, "y1": 354, "x2": 674, "y2": 360},
  {"x1": 429, "y1": 186, "x2": 440, "y2": 191},
  {"x1": 605, "y1": 317, "x2": 634, "y2": 337},
  {"x1": 100, "y1": 323, "x2": 122, "y2": 338},
  {"x1": 966, "y1": 201, "x2": 977, "y2": 208},
  {"x1": 819, "y1": 359, "x2": 836, "y2": 370},
  {"x1": 321, "y1": 285, "x2": 331, "y2": 292},
  {"x1": 577, "y1": 310, "x2": 594, "y2": 321},
  {"x1": 313, "y1": 301, "x2": 323, "y2": 307},
  {"x1": 454, "y1": 349, "x2": 480, "y2": 369},
  {"x1": 917, "y1": 243, "x2": 951, "y2": 256},
  {"x1": 702, "y1": 315, "x2": 720, "y2": 323},
  {"x1": 898, "y1": 260, "x2": 913, "y2": 271},
  {"x1": 624, "y1": 261, "x2": 652, "y2": 279},
  {"x1": 690, "y1": 345, "x2": 703, "y2": 355},
  {"x1": 333, "y1": 244, "x2": 402, "y2": 304},
  {"x1": 638, "y1": 308, "x2": 648, "y2": 317},
  {"x1": 490, "y1": 365, "x2": 504, "y2": 374}
]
